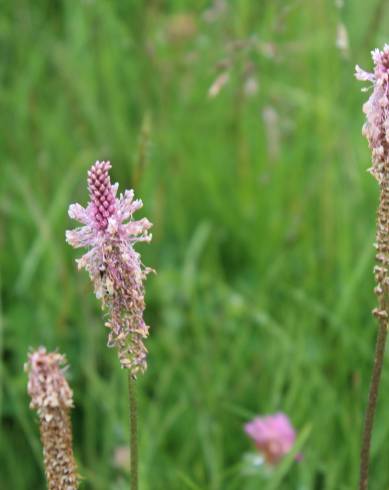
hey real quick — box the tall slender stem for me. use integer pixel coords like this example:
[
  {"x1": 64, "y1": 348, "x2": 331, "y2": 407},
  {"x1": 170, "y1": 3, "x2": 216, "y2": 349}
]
[
  {"x1": 359, "y1": 316, "x2": 388, "y2": 490},
  {"x1": 354, "y1": 43, "x2": 389, "y2": 490},
  {"x1": 128, "y1": 374, "x2": 138, "y2": 490}
]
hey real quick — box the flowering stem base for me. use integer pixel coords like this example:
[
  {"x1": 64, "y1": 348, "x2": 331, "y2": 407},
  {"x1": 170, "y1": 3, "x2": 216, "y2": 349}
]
[
  {"x1": 128, "y1": 374, "x2": 138, "y2": 490},
  {"x1": 359, "y1": 318, "x2": 388, "y2": 490}
]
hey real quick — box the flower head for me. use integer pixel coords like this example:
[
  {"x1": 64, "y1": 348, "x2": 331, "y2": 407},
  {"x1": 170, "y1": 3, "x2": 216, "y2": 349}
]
[
  {"x1": 244, "y1": 413, "x2": 297, "y2": 465},
  {"x1": 355, "y1": 44, "x2": 389, "y2": 181},
  {"x1": 66, "y1": 161, "x2": 153, "y2": 376}
]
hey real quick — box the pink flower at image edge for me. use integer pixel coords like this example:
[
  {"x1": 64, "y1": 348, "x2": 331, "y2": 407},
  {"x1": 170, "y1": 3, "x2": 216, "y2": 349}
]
[{"x1": 354, "y1": 44, "x2": 389, "y2": 181}]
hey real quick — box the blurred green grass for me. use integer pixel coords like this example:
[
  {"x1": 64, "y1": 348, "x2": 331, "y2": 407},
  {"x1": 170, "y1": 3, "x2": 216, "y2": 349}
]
[{"x1": 1, "y1": 1, "x2": 389, "y2": 488}]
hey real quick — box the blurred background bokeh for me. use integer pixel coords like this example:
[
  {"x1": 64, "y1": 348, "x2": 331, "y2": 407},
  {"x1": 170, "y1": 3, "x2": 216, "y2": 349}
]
[{"x1": 1, "y1": 1, "x2": 389, "y2": 489}]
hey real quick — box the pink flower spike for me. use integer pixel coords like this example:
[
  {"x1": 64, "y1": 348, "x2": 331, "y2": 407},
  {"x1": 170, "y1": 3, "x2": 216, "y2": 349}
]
[
  {"x1": 244, "y1": 413, "x2": 299, "y2": 465},
  {"x1": 355, "y1": 45, "x2": 389, "y2": 182},
  {"x1": 66, "y1": 161, "x2": 153, "y2": 376},
  {"x1": 87, "y1": 161, "x2": 116, "y2": 231}
]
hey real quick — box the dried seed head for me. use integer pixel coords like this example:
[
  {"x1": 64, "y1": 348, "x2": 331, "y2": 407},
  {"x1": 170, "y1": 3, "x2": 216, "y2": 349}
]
[{"x1": 25, "y1": 348, "x2": 79, "y2": 490}]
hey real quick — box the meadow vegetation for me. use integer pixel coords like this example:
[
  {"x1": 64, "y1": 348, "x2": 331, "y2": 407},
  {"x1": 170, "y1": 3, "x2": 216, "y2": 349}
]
[{"x1": 1, "y1": 1, "x2": 389, "y2": 488}]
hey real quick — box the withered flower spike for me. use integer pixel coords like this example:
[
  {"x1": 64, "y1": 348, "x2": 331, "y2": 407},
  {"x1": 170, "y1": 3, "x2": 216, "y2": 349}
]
[{"x1": 25, "y1": 348, "x2": 79, "y2": 490}]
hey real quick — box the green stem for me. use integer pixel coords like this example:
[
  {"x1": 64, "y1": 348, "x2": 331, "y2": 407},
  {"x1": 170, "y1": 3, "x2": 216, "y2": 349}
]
[
  {"x1": 128, "y1": 374, "x2": 138, "y2": 490},
  {"x1": 359, "y1": 318, "x2": 388, "y2": 490}
]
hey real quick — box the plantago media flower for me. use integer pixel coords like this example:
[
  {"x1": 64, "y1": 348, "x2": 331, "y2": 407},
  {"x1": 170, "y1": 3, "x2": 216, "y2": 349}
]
[
  {"x1": 25, "y1": 348, "x2": 78, "y2": 490},
  {"x1": 356, "y1": 45, "x2": 389, "y2": 490},
  {"x1": 356, "y1": 47, "x2": 389, "y2": 314},
  {"x1": 244, "y1": 413, "x2": 297, "y2": 465},
  {"x1": 355, "y1": 45, "x2": 389, "y2": 182},
  {"x1": 66, "y1": 161, "x2": 153, "y2": 376}
]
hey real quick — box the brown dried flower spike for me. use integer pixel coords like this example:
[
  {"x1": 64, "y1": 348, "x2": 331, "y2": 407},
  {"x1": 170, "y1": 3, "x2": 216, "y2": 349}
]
[{"x1": 25, "y1": 347, "x2": 79, "y2": 490}]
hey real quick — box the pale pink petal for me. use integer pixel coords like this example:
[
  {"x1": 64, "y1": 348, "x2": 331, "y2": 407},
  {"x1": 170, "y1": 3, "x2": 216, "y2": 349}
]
[
  {"x1": 68, "y1": 203, "x2": 90, "y2": 224},
  {"x1": 65, "y1": 226, "x2": 95, "y2": 248},
  {"x1": 355, "y1": 65, "x2": 374, "y2": 82},
  {"x1": 124, "y1": 218, "x2": 153, "y2": 237},
  {"x1": 117, "y1": 190, "x2": 139, "y2": 221},
  {"x1": 112, "y1": 182, "x2": 119, "y2": 197}
]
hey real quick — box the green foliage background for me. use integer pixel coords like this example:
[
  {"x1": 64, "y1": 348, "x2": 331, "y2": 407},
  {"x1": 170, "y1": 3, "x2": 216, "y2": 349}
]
[{"x1": 1, "y1": 1, "x2": 388, "y2": 488}]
